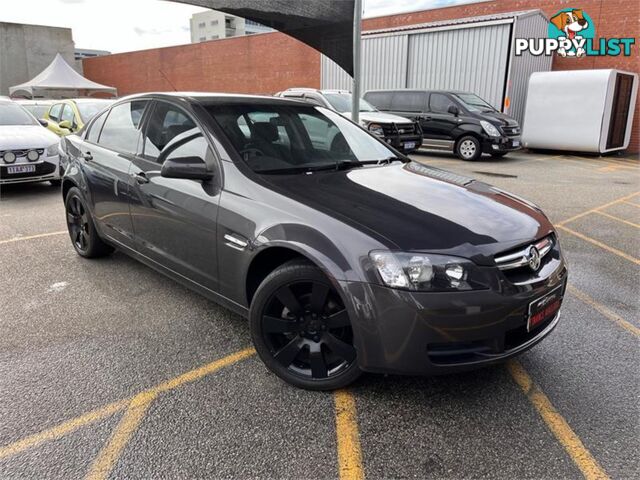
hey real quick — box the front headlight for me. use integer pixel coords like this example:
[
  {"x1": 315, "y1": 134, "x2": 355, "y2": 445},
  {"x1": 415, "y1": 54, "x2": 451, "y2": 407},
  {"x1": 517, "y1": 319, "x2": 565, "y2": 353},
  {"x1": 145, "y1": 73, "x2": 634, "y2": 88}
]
[
  {"x1": 367, "y1": 123, "x2": 385, "y2": 136},
  {"x1": 46, "y1": 143, "x2": 58, "y2": 157},
  {"x1": 480, "y1": 121, "x2": 501, "y2": 137},
  {"x1": 369, "y1": 251, "x2": 489, "y2": 292}
]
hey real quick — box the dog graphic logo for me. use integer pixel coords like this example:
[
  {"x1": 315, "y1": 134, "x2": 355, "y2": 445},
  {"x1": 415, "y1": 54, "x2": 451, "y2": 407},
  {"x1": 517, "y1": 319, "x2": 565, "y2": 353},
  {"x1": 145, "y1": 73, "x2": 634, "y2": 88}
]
[{"x1": 548, "y1": 8, "x2": 594, "y2": 57}]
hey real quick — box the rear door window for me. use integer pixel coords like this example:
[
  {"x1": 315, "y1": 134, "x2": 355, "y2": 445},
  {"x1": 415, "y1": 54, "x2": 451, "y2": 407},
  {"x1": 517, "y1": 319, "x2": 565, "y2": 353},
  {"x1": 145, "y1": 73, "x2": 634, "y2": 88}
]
[
  {"x1": 391, "y1": 92, "x2": 426, "y2": 112},
  {"x1": 365, "y1": 92, "x2": 392, "y2": 110},
  {"x1": 98, "y1": 101, "x2": 148, "y2": 154},
  {"x1": 86, "y1": 110, "x2": 108, "y2": 143}
]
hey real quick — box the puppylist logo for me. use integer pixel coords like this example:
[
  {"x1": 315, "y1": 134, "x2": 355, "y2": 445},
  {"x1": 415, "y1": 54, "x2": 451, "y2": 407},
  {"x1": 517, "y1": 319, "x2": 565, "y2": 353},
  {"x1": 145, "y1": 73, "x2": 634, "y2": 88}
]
[{"x1": 515, "y1": 8, "x2": 636, "y2": 58}]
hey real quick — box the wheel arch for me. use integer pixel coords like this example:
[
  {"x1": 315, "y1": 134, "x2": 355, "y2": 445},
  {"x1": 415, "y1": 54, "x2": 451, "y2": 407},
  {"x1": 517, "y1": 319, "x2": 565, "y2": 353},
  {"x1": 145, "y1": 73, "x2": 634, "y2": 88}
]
[{"x1": 245, "y1": 245, "x2": 328, "y2": 307}]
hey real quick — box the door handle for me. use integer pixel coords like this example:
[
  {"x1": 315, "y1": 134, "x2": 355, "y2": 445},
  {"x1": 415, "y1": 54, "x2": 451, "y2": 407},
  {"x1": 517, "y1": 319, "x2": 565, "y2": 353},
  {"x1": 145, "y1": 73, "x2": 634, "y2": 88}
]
[
  {"x1": 133, "y1": 172, "x2": 149, "y2": 184},
  {"x1": 82, "y1": 151, "x2": 93, "y2": 161}
]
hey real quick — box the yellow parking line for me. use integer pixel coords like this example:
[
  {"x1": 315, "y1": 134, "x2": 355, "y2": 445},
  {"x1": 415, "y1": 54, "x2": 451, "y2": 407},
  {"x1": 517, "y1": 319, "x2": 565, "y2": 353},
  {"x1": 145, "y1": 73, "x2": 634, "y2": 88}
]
[
  {"x1": 334, "y1": 390, "x2": 364, "y2": 480},
  {"x1": 593, "y1": 210, "x2": 640, "y2": 229},
  {"x1": 507, "y1": 360, "x2": 609, "y2": 480},
  {"x1": 0, "y1": 348, "x2": 256, "y2": 461},
  {"x1": 0, "y1": 231, "x2": 66, "y2": 245},
  {"x1": 556, "y1": 225, "x2": 640, "y2": 265},
  {"x1": 568, "y1": 284, "x2": 640, "y2": 337},
  {"x1": 85, "y1": 391, "x2": 157, "y2": 480},
  {"x1": 622, "y1": 201, "x2": 640, "y2": 208},
  {"x1": 556, "y1": 192, "x2": 640, "y2": 227},
  {"x1": 0, "y1": 399, "x2": 129, "y2": 461}
]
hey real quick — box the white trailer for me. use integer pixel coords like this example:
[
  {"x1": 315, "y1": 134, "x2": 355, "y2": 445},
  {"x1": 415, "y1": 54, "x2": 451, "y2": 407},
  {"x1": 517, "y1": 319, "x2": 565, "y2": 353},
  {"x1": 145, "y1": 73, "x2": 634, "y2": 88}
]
[{"x1": 522, "y1": 69, "x2": 638, "y2": 153}]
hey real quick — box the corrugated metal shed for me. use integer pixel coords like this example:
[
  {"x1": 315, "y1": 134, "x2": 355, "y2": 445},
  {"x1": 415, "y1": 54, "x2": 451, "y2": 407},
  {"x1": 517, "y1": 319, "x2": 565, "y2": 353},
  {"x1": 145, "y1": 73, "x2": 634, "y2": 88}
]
[{"x1": 321, "y1": 9, "x2": 552, "y2": 124}]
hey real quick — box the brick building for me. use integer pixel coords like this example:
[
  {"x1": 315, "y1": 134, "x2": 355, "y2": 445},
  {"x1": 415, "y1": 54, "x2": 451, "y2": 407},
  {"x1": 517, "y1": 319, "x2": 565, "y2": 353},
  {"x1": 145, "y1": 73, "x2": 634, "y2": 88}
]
[{"x1": 83, "y1": 0, "x2": 639, "y2": 152}]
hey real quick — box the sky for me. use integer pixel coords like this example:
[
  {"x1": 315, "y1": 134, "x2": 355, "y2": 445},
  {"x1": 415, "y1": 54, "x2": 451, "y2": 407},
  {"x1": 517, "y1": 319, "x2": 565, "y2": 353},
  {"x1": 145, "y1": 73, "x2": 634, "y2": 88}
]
[{"x1": 0, "y1": 0, "x2": 478, "y2": 54}]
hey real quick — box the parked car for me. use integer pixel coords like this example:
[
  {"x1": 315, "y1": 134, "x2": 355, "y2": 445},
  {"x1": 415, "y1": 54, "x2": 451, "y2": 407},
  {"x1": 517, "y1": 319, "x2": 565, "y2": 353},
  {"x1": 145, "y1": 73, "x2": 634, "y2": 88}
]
[
  {"x1": 44, "y1": 98, "x2": 114, "y2": 136},
  {"x1": 60, "y1": 93, "x2": 566, "y2": 390},
  {"x1": 364, "y1": 89, "x2": 521, "y2": 161},
  {"x1": 15, "y1": 99, "x2": 55, "y2": 122},
  {"x1": 0, "y1": 99, "x2": 61, "y2": 186},
  {"x1": 276, "y1": 88, "x2": 423, "y2": 154}
]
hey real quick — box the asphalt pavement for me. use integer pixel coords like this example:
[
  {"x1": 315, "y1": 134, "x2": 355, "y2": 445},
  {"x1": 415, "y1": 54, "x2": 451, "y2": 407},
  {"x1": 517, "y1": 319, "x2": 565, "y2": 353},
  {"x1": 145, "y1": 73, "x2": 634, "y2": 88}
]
[{"x1": 0, "y1": 149, "x2": 638, "y2": 479}]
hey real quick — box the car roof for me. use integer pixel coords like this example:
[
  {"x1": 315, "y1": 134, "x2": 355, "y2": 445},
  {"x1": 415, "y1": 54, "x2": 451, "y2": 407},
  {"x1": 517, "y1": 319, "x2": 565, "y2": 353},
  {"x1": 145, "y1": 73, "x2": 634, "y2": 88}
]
[
  {"x1": 364, "y1": 89, "x2": 472, "y2": 95},
  {"x1": 117, "y1": 92, "x2": 313, "y2": 107},
  {"x1": 281, "y1": 88, "x2": 351, "y2": 95}
]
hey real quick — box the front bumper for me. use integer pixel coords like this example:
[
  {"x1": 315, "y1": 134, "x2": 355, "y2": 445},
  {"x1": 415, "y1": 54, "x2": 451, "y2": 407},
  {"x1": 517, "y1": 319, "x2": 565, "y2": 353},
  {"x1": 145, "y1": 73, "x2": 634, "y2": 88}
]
[
  {"x1": 342, "y1": 258, "x2": 567, "y2": 376},
  {"x1": 385, "y1": 134, "x2": 424, "y2": 153},
  {"x1": 0, "y1": 158, "x2": 61, "y2": 184},
  {"x1": 482, "y1": 136, "x2": 522, "y2": 153}
]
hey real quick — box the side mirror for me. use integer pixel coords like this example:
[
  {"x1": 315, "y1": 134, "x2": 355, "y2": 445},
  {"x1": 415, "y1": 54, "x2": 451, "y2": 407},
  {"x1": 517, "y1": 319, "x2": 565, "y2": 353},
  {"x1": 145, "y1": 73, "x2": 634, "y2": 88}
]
[
  {"x1": 59, "y1": 120, "x2": 73, "y2": 131},
  {"x1": 160, "y1": 157, "x2": 214, "y2": 180},
  {"x1": 447, "y1": 105, "x2": 459, "y2": 116},
  {"x1": 38, "y1": 119, "x2": 48, "y2": 127}
]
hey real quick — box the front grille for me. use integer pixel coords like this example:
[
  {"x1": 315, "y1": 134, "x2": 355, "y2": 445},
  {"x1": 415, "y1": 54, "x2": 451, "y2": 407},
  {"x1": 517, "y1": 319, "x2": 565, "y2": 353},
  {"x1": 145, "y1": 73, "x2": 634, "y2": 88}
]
[
  {"x1": 501, "y1": 125, "x2": 520, "y2": 136},
  {"x1": 381, "y1": 123, "x2": 419, "y2": 136},
  {"x1": 493, "y1": 235, "x2": 557, "y2": 284}
]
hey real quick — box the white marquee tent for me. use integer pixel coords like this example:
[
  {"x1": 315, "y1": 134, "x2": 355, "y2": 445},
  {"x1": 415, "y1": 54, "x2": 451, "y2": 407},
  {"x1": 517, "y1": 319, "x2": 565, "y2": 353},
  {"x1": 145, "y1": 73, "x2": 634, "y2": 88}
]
[{"x1": 9, "y1": 53, "x2": 117, "y2": 99}]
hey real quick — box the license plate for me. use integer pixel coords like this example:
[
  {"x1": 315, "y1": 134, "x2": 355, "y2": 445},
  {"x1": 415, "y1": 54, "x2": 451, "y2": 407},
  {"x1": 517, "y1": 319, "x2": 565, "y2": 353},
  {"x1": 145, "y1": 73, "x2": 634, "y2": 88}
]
[
  {"x1": 512, "y1": 140, "x2": 520, "y2": 147},
  {"x1": 7, "y1": 165, "x2": 36, "y2": 174},
  {"x1": 404, "y1": 142, "x2": 416, "y2": 150},
  {"x1": 527, "y1": 286, "x2": 563, "y2": 331}
]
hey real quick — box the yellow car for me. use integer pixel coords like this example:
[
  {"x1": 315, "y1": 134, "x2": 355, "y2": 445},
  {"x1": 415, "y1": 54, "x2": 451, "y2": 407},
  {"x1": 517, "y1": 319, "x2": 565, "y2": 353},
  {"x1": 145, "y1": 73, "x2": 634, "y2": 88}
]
[{"x1": 44, "y1": 99, "x2": 114, "y2": 136}]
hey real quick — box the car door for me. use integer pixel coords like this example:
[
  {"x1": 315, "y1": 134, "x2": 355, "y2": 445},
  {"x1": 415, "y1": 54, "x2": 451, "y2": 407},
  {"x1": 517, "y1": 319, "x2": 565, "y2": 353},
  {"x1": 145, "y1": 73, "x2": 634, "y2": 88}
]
[
  {"x1": 423, "y1": 93, "x2": 461, "y2": 145},
  {"x1": 128, "y1": 100, "x2": 222, "y2": 291},
  {"x1": 389, "y1": 91, "x2": 427, "y2": 123},
  {"x1": 81, "y1": 100, "x2": 150, "y2": 248}
]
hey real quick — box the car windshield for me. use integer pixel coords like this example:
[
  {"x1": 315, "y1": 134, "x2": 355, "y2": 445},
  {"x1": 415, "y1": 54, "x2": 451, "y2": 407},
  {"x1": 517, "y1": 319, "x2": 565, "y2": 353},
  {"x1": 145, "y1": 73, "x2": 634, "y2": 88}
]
[
  {"x1": 323, "y1": 93, "x2": 377, "y2": 113},
  {"x1": 76, "y1": 101, "x2": 111, "y2": 122},
  {"x1": 0, "y1": 103, "x2": 38, "y2": 126},
  {"x1": 453, "y1": 93, "x2": 496, "y2": 112},
  {"x1": 207, "y1": 103, "x2": 399, "y2": 174}
]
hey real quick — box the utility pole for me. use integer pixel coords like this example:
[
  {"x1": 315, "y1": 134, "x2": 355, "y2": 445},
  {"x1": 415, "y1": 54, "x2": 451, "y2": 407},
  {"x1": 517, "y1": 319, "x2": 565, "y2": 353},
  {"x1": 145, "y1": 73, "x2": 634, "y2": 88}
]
[{"x1": 351, "y1": 0, "x2": 362, "y2": 124}]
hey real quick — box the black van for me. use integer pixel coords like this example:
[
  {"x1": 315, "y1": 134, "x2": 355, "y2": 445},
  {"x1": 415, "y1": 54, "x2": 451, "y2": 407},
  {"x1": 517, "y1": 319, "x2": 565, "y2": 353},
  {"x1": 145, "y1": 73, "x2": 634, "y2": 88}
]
[{"x1": 363, "y1": 90, "x2": 521, "y2": 161}]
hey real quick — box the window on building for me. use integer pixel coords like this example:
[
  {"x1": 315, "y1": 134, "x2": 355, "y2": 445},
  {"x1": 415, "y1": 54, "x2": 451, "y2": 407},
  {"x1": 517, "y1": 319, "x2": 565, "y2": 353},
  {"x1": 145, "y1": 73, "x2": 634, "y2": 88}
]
[
  {"x1": 199, "y1": 37, "x2": 206, "y2": 42},
  {"x1": 98, "y1": 101, "x2": 148, "y2": 154},
  {"x1": 198, "y1": 22, "x2": 206, "y2": 28},
  {"x1": 210, "y1": 20, "x2": 218, "y2": 26},
  {"x1": 210, "y1": 35, "x2": 219, "y2": 40}
]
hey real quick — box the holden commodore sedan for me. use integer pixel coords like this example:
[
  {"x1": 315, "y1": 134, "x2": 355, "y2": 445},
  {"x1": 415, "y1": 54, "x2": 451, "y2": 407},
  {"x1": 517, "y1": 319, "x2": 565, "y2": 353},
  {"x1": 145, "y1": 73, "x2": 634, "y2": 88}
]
[
  {"x1": 59, "y1": 93, "x2": 567, "y2": 390},
  {"x1": 0, "y1": 99, "x2": 62, "y2": 186}
]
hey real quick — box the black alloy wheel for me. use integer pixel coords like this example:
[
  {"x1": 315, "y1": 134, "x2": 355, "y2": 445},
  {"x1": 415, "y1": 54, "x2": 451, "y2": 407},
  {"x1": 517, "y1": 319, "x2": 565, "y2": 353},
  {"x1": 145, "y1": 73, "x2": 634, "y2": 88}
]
[
  {"x1": 65, "y1": 187, "x2": 113, "y2": 258},
  {"x1": 250, "y1": 261, "x2": 361, "y2": 390}
]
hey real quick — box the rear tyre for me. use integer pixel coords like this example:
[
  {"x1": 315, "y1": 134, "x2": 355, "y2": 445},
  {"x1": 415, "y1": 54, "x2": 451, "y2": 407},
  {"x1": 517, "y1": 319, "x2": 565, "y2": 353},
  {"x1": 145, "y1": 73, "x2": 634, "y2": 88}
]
[
  {"x1": 65, "y1": 187, "x2": 113, "y2": 258},
  {"x1": 456, "y1": 135, "x2": 482, "y2": 161},
  {"x1": 50, "y1": 179, "x2": 62, "y2": 187},
  {"x1": 250, "y1": 260, "x2": 362, "y2": 390}
]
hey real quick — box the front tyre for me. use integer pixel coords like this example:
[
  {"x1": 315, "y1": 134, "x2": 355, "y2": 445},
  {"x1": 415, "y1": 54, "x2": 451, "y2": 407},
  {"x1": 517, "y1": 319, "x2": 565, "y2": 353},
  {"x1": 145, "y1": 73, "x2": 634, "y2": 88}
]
[
  {"x1": 456, "y1": 135, "x2": 482, "y2": 161},
  {"x1": 250, "y1": 260, "x2": 361, "y2": 390},
  {"x1": 65, "y1": 187, "x2": 113, "y2": 258}
]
